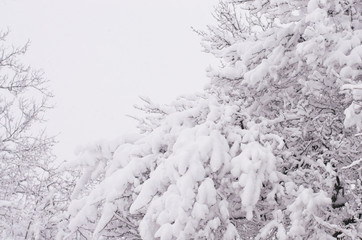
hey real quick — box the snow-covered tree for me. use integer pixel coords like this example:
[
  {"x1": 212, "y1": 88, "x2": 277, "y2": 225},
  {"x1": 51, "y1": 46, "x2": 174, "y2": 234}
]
[
  {"x1": 0, "y1": 31, "x2": 72, "y2": 239},
  {"x1": 63, "y1": 0, "x2": 361, "y2": 239}
]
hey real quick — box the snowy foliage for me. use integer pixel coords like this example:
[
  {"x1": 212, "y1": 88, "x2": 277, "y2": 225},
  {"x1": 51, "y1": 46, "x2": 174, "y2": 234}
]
[{"x1": 63, "y1": 0, "x2": 362, "y2": 239}]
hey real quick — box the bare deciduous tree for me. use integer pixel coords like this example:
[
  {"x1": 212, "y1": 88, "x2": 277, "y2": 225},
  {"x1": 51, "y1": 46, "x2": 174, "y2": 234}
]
[{"x1": 0, "y1": 31, "x2": 71, "y2": 239}]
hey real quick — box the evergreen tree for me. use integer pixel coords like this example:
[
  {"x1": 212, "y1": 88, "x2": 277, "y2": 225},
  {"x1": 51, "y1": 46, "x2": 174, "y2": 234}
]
[{"x1": 63, "y1": 0, "x2": 361, "y2": 239}]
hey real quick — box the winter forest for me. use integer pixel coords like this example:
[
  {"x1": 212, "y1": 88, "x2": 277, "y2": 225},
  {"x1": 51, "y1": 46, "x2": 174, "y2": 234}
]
[{"x1": 0, "y1": 0, "x2": 361, "y2": 239}]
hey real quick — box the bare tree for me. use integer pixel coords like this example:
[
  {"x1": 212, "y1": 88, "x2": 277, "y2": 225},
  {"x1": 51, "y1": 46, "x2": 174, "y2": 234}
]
[{"x1": 0, "y1": 31, "x2": 70, "y2": 239}]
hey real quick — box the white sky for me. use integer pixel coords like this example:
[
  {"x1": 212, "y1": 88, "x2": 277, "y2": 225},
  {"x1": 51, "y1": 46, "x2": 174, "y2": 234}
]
[{"x1": 0, "y1": 0, "x2": 218, "y2": 161}]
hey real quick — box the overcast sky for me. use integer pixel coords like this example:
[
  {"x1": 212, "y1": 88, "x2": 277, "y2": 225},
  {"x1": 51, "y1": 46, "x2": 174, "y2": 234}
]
[{"x1": 0, "y1": 0, "x2": 218, "y2": 160}]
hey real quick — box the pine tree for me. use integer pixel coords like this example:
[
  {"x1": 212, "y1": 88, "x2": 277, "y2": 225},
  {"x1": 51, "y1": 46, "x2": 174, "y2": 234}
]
[{"x1": 63, "y1": 0, "x2": 361, "y2": 239}]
